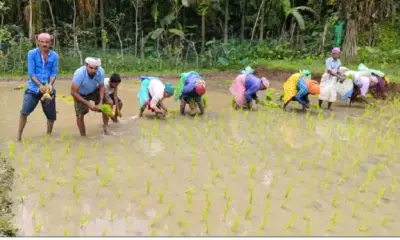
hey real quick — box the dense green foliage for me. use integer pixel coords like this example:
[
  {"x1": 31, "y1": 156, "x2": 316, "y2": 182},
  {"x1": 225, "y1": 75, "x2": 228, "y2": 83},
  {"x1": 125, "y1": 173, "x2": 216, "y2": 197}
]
[{"x1": 0, "y1": 0, "x2": 399, "y2": 77}]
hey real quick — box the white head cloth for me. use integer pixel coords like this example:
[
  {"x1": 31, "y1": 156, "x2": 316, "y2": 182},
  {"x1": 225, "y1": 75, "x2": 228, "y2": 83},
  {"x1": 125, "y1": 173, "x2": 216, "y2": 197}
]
[
  {"x1": 261, "y1": 77, "x2": 270, "y2": 88},
  {"x1": 85, "y1": 57, "x2": 101, "y2": 67}
]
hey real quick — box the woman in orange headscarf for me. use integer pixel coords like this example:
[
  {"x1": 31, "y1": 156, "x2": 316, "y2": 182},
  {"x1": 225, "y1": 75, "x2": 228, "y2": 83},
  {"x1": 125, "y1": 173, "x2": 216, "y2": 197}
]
[{"x1": 283, "y1": 71, "x2": 320, "y2": 111}]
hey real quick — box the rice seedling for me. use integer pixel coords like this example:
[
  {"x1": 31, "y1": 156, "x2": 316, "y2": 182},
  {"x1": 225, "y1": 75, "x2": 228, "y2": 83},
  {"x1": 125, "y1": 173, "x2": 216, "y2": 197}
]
[
  {"x1": 109, "y1": 211, "x2": 116, "y2": 222},
  {"x1": 380, "y1": 216, "x2": 392, "y2": 227},
  {"x1": 359, "y1": 219, "x2": 370, "y2": 232},
  {"x1": 376, "y1": 187, "x2": 386, "y2": 206},
  {"x1": 138, "y1": 200, "x2": 145, "y2": 214},
  {"x1": 391, "y1": 177, "x2": 397, "y2": 193},
  {"x1": 331, "y1": 190, "x2": 339, "y2": 208},
  {"x1": 230, "y1": 217, "x2": 239, "y2": 233},
  {"x1": 326, "y1": 211, "x2": 340, "y2": 232},
  {"x1": 285, "y1": 214, "x2": 297, "y2": 230},
  {"x1": 7, "y1": 141, "x2": 16, "y2": 159},
  {"x1": 158, "y1": 191, "x2": 165, "y2": 204},
  {"x1": 244, "y1": 205, "x2": 252, "y2": 220},
  {"x1": 39, "y1": 194, "x2": 46, "y2": 207},
  {"x1": 34, "y1": 221, "x2": 43, "y2": 235},
  {"x1": 80, "y1": 214, "x2": 89, "y2": 228},
  {"x1": 167, "y1": 202, "x2": 173, "y2": 216},
  {"x1": 101, "y1": 229, "x2": 108, "y2": 236},
  {"x1": 352, "y1": 201, "x2": 361, "y2": 218},
  {"x1": 146, "y1": 180, "x2": 151, "y2": 194}
]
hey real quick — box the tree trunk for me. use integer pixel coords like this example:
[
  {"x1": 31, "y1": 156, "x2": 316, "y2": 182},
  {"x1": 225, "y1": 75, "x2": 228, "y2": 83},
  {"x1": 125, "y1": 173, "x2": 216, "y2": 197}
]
[
  {"x1": 45, "y1": 0, "x2": 56, "y2": 48},
  {"x1": 342, "y1": 18, "x2": 357, "y2": 59},
  {"x1": 100, "y1": 0, "x2": 105, "y2": 51},
  {"x1": 133, "y1": 0, "x2": 139, "y2": 57},
  {"x1": 251, "y1": 0, "x2": 265, "y2": 40},
  {"x1": 240, "y1": 0, "x2": 245, "y2": 41},
  {"x1": 223, "y1": 0, "x2": 229, "y2": 44},
  {"x1": 259, "y1": 1, "x2": 265, "y2": 41},
  {"x1": 29, "y1": 0, "x2": 33, "y2": 41},
  {"x1": 201, "y1": 13, "x2": 205, "y2": 53}
]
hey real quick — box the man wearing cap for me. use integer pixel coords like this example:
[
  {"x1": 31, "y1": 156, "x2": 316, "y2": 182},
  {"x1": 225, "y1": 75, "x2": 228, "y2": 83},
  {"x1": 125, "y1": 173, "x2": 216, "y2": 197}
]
[
  {"x1": 71, "y1": 57, "x2": 110, "y2": 136},
  {"x1": 178, "y1": 72, "x2": 206, "y2": 115},
  {"x1": 17, "y1": 33, "x2": 59, "y2": 141},
  {"x1": 137, "y1": 76, "x2": 175, "y2": 118}
]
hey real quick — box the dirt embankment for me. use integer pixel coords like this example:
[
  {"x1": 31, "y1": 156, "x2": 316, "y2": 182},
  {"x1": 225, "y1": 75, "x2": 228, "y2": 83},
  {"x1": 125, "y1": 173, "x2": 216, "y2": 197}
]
[
  {"x1": 2, "y1": 67, "x2": 400, "y2": 95},
  {"x1": 0, "y1": 155, "x2": 17, "y2": 237}
]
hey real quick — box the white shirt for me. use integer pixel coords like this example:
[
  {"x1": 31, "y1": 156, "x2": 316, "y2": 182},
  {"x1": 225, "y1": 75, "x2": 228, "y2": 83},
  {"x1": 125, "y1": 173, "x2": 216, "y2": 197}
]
[
  {"x1": 148, "y1": 79, "x2": 165, "y2": 109},
  {"x1": 104, "y1": 78, "x2": 114, "y2": 95}
]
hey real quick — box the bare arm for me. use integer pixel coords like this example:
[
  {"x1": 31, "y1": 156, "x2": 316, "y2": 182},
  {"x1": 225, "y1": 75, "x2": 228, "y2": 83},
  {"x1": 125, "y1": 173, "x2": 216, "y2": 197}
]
[
  {"x1": 113, "y1": 87, "x2": 120, "y2": 114},
  {"x1": 98, "y1": 84, "x2": 105, "y2": 105},
  {"x1": 71, "y1": 84, "x2": 90, "y2": 106},
  {"x1": 158, "y1": 100, "x2": 168, "y2": 112}
]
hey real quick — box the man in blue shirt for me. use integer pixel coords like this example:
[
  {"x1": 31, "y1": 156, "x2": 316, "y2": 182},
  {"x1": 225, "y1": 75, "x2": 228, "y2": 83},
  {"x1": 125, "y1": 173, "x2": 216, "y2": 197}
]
[
  {"x1": 71, "y1": 57, "x2": 109, "y2": 136},
  {"x1": 18, "y1": 33, "x2": 59, "y2": 141}
]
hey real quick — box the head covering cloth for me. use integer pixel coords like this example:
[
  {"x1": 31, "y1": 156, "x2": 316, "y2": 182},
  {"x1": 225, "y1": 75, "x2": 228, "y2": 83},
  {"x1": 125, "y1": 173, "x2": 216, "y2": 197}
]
[
  {"x1": 332, "y1": 48, "x2": 341, "y2": 54},
  {"x1": 85, "y1": 57, "x2": 101, "y2": 67},
  {"x1": 164, "y1": 82, "x2": 174, "y2": 95}
]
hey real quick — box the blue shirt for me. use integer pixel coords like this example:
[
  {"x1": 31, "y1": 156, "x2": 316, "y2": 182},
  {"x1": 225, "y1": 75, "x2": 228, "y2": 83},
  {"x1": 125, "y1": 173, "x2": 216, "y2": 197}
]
[
  {"x1": 182, "y1": 73, "x2": 202, "y2": 94},
  {"x1": 72, "y1": 66, "x2": 105, "y2": 95},
  {"x1": 244, "y1": 74, "x2": 261, "y2": 103},
  {"x1": 295, "y1": 77, "x2": 310, "y2": 105},
  {"x1": 27, "y1": 48, "x2": 59, "y2": 94},
  {"x1": 325, "y1": 57, "x2": 341, "y2": 72}
]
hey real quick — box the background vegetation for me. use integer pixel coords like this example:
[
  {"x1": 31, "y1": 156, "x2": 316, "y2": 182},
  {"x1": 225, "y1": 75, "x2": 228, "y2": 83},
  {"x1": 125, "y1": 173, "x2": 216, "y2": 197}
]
[{"x1": 0, "y1": 0, "x2": 399, "y2": 79}]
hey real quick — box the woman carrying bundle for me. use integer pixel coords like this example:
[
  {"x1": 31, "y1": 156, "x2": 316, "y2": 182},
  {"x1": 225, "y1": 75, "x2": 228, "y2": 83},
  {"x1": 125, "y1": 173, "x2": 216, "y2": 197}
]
[
  {"x1": 137, "y1": 76, "x2": 174, "y2": 118},
  {"x1": 174, "y1": 71, "x2": 206, "y2": 116},
  {"x1": 229, "y1": 66, "x2": 270, "y2": 111},
  {"x1": 283, "y1": 70, "x2": 320, "y2": 111},
  {"x1": 318, "y1": 48, "x2": 345, "y2": 110}
]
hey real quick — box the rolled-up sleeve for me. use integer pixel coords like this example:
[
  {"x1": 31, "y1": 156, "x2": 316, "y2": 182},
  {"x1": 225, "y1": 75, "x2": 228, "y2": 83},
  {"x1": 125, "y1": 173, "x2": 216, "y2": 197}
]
[
  {"x1": 28, "y1": 51, "x2": 36, "y2": 78},
  {"x1": 72, "y1": 69, "x2": 83, "y2": 86},
  {"x1": 325, "y1": 58, "x2": 333, "y2": 71},
  {"x1": 50, "y1": 54, "x2": 59, "y2": 78}
]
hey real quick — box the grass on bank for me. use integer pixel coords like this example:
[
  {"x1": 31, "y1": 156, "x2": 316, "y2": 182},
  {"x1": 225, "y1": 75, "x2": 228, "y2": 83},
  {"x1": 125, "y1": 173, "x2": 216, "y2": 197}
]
[{"x1": 0, "y1": 59, "x2": 398, "y2": 83}]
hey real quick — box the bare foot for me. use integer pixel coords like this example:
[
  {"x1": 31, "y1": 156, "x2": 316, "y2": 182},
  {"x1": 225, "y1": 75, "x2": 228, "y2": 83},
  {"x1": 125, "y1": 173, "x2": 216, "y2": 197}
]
[{"x1": 102, "y1": 126, "x2": 110, "y2": 135}]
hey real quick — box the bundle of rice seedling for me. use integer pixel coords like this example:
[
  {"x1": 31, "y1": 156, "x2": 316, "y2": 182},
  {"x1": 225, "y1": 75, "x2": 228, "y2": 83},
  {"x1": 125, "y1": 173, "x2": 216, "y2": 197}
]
[
  {"x1": 98, "y1": 104, "x2": 113, "y2": 117},
  {"x1": 41, "y1": 86, "x2": 52, "y2": 102}
]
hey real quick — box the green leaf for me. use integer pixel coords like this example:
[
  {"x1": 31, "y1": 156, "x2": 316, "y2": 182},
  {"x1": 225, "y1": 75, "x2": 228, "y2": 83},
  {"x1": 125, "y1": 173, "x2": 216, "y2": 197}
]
[
  {"x1": 287, "y1": 9, "x2": 305, "y2": 30},
  {"x1": 169, "y1": 29, "x2": 185, "y2": 38},
  {"x1": 160, "y1": 12, "x2": 176, "y2": 28},
  {"x1": 206, "y1": 40, "x2": 216, "y2": 46},
  {"x1": 181, "y1": 0, "x2": 189, "y2": 7}
]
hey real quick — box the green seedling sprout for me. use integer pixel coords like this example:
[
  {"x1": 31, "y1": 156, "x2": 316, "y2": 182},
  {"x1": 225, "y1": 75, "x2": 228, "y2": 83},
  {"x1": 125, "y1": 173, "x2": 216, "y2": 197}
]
[
  {"x1": 75, "y1": 190, "x2": 82, "y2": 204},
  {"x1": 109, "y1": 211, "x2": 116, "y2": 222},
  {"x1": 285, "y1": 214, "x2": 297, "y2": 230},
  {"x1": 380, "y1": 216, "x2": 392, "y2": 227},
  {"x1": 326, "y1": 211, "x2": 340, "y2": 232},
  {"x1": 230, "y1": 217, "x2": 239, "y2": 233},
  {"x1": 352, "y1": 201, "x2": 360, "y2": 217},
  {"x1": 332, "y1": 190, "x2": 339, "y2": 208},
  {"x1": 245, "y1": 205, "x2": 252, "y2": 220},
  {"x1": 158, "y1": 191, "x2": 165, "y2": 204},
  {"x1": 167, "y1": 202, "x2": 173, "y2": 216},
  {"x1": 359, "y1": 219, "x2": 369, "y2": 232},
  {"x1": 249, "y1": 165, "x2": 256, "y2": 179},
  {"x1": 63, "y1": 229, "x2": 69, "y2": 236},
  {"x1": 39, "y1": 194, "x2": 46, "y2": 207},
  {"x1": 40, "y1": 172, "x2": 46, "y2": 181},
  {"x1": 248, "y1": 182, "x2": 254, "y2": 204},
  {"x1": 116, "y1": 188, "x2": 121, "y2": 199},
  {"x1": 306, "y1": 219, "x2": 311, "y2": 236},
  {"x1": 146, "y1": 180, "x2": 151, "y2": 194},
  {"x1": 34, "y1": 221, "x2": 43, "y2": 235},
  {"x1": 376, "y1": 187, "x2": 386, "y2": 206},
  {"x1": 391, "y1": 177, "x2": 397, "y2": 193},
  {"x1": 7, "y1": 141, "x2": 15, "y2": 159},
  {"x1": 101, "y1": 229, "x2": 108, "y2": 236},
  {"x1": 223, "y1": 196, "x2": 231, "y2": 221},
  {"x1": 151, "y1": 214, "x2": 162, "y2": 227},
  {"x1": 96, "y1": 163, "x2": 100, "y2": 176},
  {"x1": 80, "y1": 215, "x2": 89, "y2": 228},
  {"x1": 138, "y1": 200, "x2": 145, "y2": 214}
]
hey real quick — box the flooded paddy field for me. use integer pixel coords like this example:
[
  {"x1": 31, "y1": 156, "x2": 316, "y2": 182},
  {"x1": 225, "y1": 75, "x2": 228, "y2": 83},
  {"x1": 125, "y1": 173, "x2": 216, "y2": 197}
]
[{"x1": 1, "y1": 77, "x2": 400, "y2": 236}]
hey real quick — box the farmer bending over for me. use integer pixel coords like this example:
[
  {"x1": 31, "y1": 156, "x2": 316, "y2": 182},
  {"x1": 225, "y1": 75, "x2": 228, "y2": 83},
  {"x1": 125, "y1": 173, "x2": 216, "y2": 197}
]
[
  {"x1": 17, "y1": 33, "x2": 59, "y2": 141},
  {"x1": 137, "y1": 76, "x2": 174, "y2": 118},
  {"x1": 175, "y1": 72, "x2": 206, "y2": 115},
  {"x1": 229, "y1": 66, "x2": 270, "y2": 111},
  {"x1": 71, "y1": 57, "x2": 111, "y2": 136},
  {"x1": 104, "y1": 73, "x2": 123, "y2": 122},
  {"x1": 283, "y1": 71, "x2": 320, "y2": 111}
]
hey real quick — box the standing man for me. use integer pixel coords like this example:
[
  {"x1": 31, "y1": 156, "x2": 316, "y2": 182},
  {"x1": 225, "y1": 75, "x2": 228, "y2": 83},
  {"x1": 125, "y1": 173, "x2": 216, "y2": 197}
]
[
  {"x1": 17, "y1": 33, "x2": 59, "y2": 141},
  {"x1": 71, "y1": 57, "x2": 111, "y2": 136}
]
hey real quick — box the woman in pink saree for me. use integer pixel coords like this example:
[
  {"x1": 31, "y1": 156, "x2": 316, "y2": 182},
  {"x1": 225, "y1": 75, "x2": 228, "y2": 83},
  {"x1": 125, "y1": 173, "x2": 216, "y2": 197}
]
[{"x1": 229, "y1": 66, "x2": 270, "y2": 110}]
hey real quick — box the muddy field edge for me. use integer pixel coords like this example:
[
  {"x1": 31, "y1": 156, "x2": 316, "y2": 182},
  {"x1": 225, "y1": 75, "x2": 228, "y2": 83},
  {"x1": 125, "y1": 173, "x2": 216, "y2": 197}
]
[{"x1": 0, "y1": 154, "x2": 17, "y2": 237}]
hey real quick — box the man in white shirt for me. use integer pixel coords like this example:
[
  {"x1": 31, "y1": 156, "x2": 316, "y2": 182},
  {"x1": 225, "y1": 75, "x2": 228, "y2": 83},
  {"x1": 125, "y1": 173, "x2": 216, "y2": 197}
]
[{"x1": 104, "y1": 73, "x2": 123, "y2": 122}]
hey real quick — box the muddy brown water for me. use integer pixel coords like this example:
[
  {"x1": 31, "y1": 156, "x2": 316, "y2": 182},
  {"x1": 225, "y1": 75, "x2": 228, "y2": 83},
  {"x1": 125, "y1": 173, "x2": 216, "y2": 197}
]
[{"x1": 1, "y1": 78, "x2": 400, "y2": 236}]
